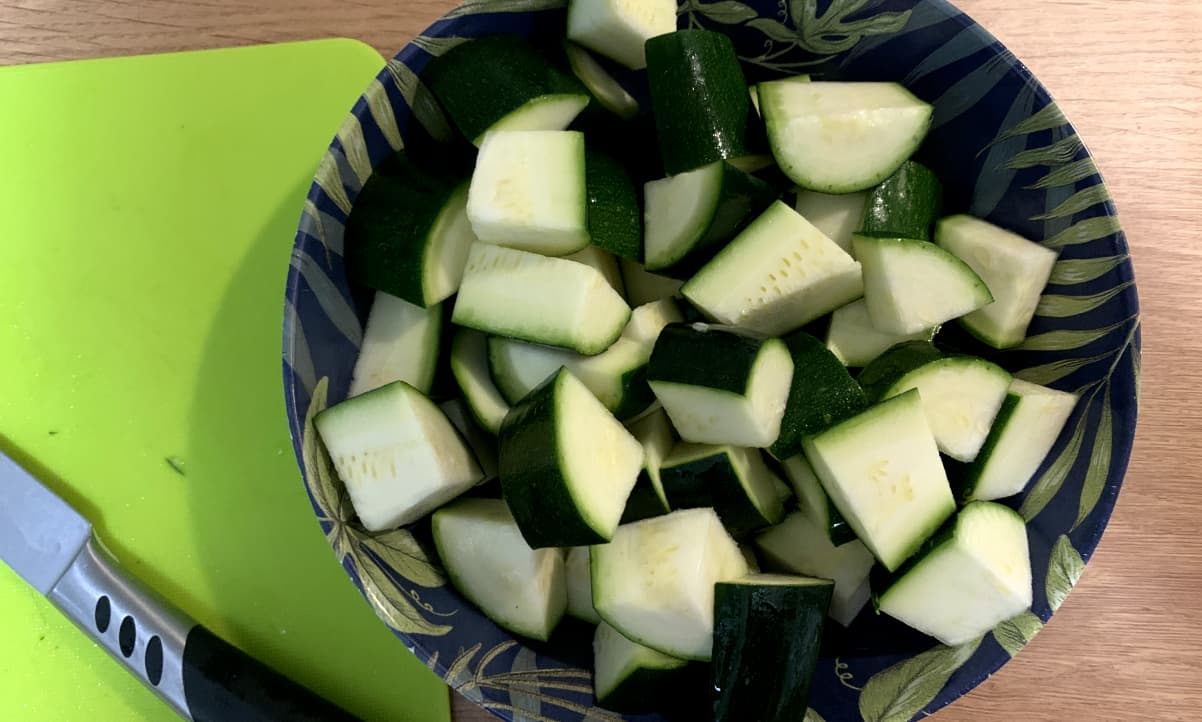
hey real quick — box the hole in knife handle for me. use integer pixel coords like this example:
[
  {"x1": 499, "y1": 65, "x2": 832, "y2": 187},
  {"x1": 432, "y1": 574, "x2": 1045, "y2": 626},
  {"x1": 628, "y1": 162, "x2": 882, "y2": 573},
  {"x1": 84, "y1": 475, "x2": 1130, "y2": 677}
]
[{"x1": 94, "y1": 595, "x2": 111, "y2": 633}]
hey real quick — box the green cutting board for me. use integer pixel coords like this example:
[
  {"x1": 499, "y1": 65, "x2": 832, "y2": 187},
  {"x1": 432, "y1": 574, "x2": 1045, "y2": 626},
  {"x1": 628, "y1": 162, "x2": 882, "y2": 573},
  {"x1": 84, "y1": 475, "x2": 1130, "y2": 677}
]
[{"x1": 0, "y1": 40, "x2": 450, "y2": 722}]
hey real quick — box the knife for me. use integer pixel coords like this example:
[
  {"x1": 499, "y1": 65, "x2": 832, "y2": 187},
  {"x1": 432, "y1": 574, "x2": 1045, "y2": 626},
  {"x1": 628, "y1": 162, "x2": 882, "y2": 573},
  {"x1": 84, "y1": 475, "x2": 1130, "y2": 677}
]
[{"x1": 0, "y1": 449, "x2": 359, "y2": 721}]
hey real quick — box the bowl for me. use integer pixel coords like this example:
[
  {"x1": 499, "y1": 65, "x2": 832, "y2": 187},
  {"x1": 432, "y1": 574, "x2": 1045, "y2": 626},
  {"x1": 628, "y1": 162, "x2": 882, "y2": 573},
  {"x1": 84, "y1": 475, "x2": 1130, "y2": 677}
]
[{"x1": 282, "y1": 1, "x2": 1140, "y2": 719}]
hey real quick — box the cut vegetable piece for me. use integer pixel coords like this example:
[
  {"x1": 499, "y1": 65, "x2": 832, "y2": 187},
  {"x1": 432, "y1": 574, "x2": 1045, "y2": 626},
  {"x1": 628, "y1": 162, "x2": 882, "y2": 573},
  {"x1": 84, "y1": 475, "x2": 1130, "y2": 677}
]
[
  {"x1": 593, "y1": 622, "x2": 691, "y2": 714},
  {"x1": 935, "y1": 215, "x2": 1061, "y2": 349},
  {"x1": 647, "y1": 324, "x2": 793, "y2": 448},
  {"x1": 859, "y1": 161, "x2": 943, "y2": 241},
  {"x1": 439, "y1": 399, "x2": 499, "y2": 481},
  {"x1": 795, "y1": 190, "x2": 869, "y2": 256},
  {"x1": 646, "y1": 30, "x2": 753, "y2": 175},
  {"x1": 566, "y1": 246, "x2": 625, "y2": 295},
  {"x1": 565, "y1": 42, "x2": 640, "y2": 120},
  {"x1": 566, "y1": 546, "x2": 601, "y2": 624},
  {"x1": 643, "y1": 161, "x2": 776, "y2": 276},
  {"x1": 620, "y1": 259, "x2": 683, "y2": 306},
  {"x1": 877, "y1": 501, "x2": 1032, "y2": 646},
  {"x1": 488, "y1": 337, "x2": 574, "y2": 405},
  {"x1": 770, "y1": 330, "x2": 868, "y2": 460},
  {"x1": 759, "y1": 81, "x2": 933, "y2": 193},
  {"x1": 755, "y1": 512, "x2": 875, "y2": 626},
  {"x1": 712, "y1": 575, "x2": 833, "y2": 722},
  {"x1": 468, "y1": 130, "x2": 589, "y2": 256},
  {"x1": 453, "y1": 243, "x2": 631, "y2": 355},
  {"x1": 659, "y1": 443, "x2": 788, "y2": 536},
  {"x1": 858, "y1": 342, "x2": 1012, "y2": 462},
  {"x1": 683, "y1": 201, "x2": 865, "y2": 336},
  {"x1": 854, "y1": 234, "x2": 993, "y2": 335},
  {"x1": 449, "y1": 328, "x2": 511, "y2": 435},
  {"x1": 345, "y1": 154, "x2": 474, "y2": 307},
  {"x1": 585, "y1": 150, "x2": 642, "y2": 261},
  {"x1": 780, "y1": 455, "x2": 855, "y2": 548},
  {"x1": 432, "y1": 498, "x2": 567, "y2": 641},
  {"x1": 422, "y1": 35, "x2": 590, "y2": 145},
  {"x1": 750, "y1": 74, "x2": 812, "y2": 117},
  {"x1": 500, "y1": 369, "x2": 645, "y2": 548},
  {"x1": 489, "y1": 299, "x2": 682, "y2": 416},
  {"x1": 958, "y1": 379, "x2": 1078, "y2": 502},
  {"x1": 316, "y1": 382, "x2": 483, "y2": 531},
  {"x1": 826, "y1": 298, "x2": 937, "y2": 368},
  {"x1": 567, "y1": 0, "x2": 676, "y2": 70},
  {"x1": 349, "y1": 292, "x2": 442, "y2": 398},
  {"x1": 801, "y1": 390, "x2": 956, "y2": 572},
  {"x1": 622, "y1": 409, "x2": 676, "y2": 523},
  {"x1": 591, "y1": 508, "x2": 750, "y2": 660}
]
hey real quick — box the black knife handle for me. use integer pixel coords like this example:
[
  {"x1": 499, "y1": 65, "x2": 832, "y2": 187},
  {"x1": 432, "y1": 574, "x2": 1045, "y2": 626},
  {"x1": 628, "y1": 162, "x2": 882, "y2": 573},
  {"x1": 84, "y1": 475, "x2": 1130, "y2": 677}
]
[
  {"x1": 182, "y1": 624, "x2": 357, "y2": 722},
  {"x1": 47, "y1": 535, "x2": 358, "y2": 721}
]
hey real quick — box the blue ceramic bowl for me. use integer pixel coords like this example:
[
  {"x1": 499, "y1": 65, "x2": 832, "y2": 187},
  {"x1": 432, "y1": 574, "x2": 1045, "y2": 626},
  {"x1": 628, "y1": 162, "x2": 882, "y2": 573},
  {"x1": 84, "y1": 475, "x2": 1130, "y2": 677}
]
[{"x1": 283, "y1": 1, "x2": 1140, "y2": 719}]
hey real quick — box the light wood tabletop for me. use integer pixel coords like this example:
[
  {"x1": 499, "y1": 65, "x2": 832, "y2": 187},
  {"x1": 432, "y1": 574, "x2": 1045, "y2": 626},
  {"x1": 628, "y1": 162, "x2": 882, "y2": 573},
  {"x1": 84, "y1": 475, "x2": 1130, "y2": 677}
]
[{"x1": 2, "y1": 1, "x2": 1197, "y2": 720}]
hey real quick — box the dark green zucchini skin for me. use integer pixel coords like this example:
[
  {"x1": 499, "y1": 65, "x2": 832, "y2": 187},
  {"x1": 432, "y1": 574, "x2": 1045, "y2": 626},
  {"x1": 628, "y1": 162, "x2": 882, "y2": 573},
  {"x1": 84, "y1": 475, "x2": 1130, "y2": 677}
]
[
  {"x1": 586, "y1": 149, "x2": 642, "y2": 261},
  {"x1": 598, "y1": 663, "x2": 705, "y2": 716},
  {"x1": 855, "y1": 340, "x2": 948, "y2": 401},
  {"x1": 498, "y1": 370, "x2": 603, "y2": 549},
  {"x1": 661, "y1": 447, "x2": 781, "y2": 537},
  {"x1": 769, "y1": 331, "x2": 868, "y2": 460},
  {"x1": 711, "y1": 579, "x2": 834, "y2": 722},
  {"x1": 946, "y1": 393, "x2": 1022, "y2": 503},
  {"x1": 646, "y1": 324, "x2": 763, "y2": 395},
  {"x1": 827, "y1": 501, "x2": 858, "y2": 547},
  {"x1": 654, "y1": 162, "x2": 778, "y2": 279},
  {"x1": 422, "y1": 34, "x2": 589, "y2": 143},
  {"x1": 344, "y1": 152, "x2": 464, "y2": 307},
  {"x1": 646, "y1": 30, "x2": 753, "y2": 176},
  {"x1": 619, "y1": 472, "x2": 671, "y2": 524},
  {"x1": 859, "y1": 160, "x2": 944, "y2": 241}
]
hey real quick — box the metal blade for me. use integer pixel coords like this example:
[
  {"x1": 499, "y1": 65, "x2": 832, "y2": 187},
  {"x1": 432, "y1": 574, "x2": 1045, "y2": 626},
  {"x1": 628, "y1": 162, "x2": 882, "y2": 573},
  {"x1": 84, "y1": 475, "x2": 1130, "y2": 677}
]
[{"x1": 0, "y1": 451, "x2": 91, "y2": 595}]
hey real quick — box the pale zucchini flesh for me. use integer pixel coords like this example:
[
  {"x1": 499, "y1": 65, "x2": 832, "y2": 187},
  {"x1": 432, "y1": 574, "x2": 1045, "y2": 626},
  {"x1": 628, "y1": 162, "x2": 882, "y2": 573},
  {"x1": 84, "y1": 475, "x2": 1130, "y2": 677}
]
[
  {"x1": 826, "y1": 298, "x2": 937, "y2": 368},
  {"x1": 349, "y1": 292, "x2": 442, "y2": 398},
  {"x1": 567, "y1": 0, "x2": 678, "y2": 70}
]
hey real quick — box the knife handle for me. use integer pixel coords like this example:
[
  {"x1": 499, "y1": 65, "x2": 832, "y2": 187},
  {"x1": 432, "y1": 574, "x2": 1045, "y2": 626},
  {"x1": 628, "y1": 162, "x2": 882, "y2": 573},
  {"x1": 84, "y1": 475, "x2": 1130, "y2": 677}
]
[{"x1": 47, "y1": 536, "x2": 359, "y2": 722}]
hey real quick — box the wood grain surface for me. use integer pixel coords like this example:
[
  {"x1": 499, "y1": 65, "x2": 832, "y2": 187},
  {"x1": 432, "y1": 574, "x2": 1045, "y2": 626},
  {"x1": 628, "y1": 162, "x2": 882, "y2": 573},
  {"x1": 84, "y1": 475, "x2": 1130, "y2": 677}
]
[{"x1": 2, "y1": 1, "x2": 1197, "y2": 720}]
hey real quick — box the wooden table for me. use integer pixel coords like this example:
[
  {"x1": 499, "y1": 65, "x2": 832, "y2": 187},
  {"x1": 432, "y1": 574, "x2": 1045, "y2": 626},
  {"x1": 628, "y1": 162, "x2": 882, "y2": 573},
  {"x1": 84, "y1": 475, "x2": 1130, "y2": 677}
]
[{"x1": 2, "y1": 1, "x2": 1197, "y2": 719}]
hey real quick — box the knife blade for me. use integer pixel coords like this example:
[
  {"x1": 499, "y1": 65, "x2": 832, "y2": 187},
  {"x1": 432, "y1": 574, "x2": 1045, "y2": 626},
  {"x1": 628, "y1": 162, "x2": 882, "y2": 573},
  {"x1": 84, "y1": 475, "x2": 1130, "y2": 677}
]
[{"x1": 0, "y1": 449, "x2": 359, "y2": 722}]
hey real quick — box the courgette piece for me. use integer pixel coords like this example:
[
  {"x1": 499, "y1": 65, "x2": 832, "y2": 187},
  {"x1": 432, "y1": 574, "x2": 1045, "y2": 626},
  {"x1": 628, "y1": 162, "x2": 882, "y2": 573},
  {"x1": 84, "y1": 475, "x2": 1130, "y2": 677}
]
[
  {"x1": 621, "y1": 408, "x2": 676, "y2": 523},
  {"x1": 432, "y1": 498, "x2": 567, "y2": 641},
  {"x1": 590, "y1": 508, "x2": 750, "y2": 660},
  {"x1": 345, "y1": 154, "x2": 474, "y2": 308},
  {"x1": 647, "y1": 324, "x2": 794, "y2": 448},
  {"x1": 859, "y1": 160, "x2": 943, "y2": 241},
  {"x1": 584, "y1": 149, "x2": 643, "y2": 261},
  {"x1": 643, "y1": 160, "x2": 776, "y2": 276},
  {"x1": 755, "y1": 512, "x2": 875, "y2": 627},
  {"x1": 439, "y1": 399, "x2": 499, "y2": 481},
  {"x1": 452, "y1": 243, "x2": 631, "y2": 355},
  {"x1": 564, "y1": 41, "x2": 640, "y2": 120},
  {"x1": 682, "y1": 201, "x2": 864, "y2": 336},
  {"x1": 759, "y1": 81, "x2": 933, "y2": 194},
  {"x1": 567, "y1": 0, "x2": 677, "y2": 70},
  {"x1": 499, "y1": 369, "x2": 645, "y2": 548},
  {"x1": 780, "y1": 455, "x2": 855, "y2": 548},
  {"x1": 316, "y1": 381, "x2": 483, "y2": 531},
  {"x1": 935, "y1": 215, "x2": 1061, "y2": 349},
  {"x1": 957, "y1": 379, "x2": 1078, "y2": 502},
  {"x1": 712, "y1": 575, "x2": 834, "y2": 722},
  {"x1": 858, "y1": 341, "x2": 1012, "y2": 462},
  {"x1": 795, "y1": 190, "x2": 869, "y2": 257},
  {"x1": 566, "y1": 545, "x2": 601, "y2": 624},
  {"x1": 769, "y1": 330, "x2": 868, "y2": 460},
  {"x1": 658, "y1": 443, "x2": 789, "y2": 536},
  {"x1": 593, "y1": 622, "x2": 691, "y2": 715},
  {"x1": 467, "y1": 130, "x2": 590, "y2": 256},
  {"x1": 646, "y1": 30, "x2": 753, "y2": 175},
  {"x1": 877, "y1": 501, "x2": 1032, "y2": 646},
  {"x1": 620, "y1": 259, "x2": 684, "y2": 306},
  {"x1": 449, "y1": 328, "x2": 511, "y2": 435},
  {"x1": 422, "y1": 35, "x2": 591, "y2": 145},
  {"x1": 826, "y1": 298, "x2": 938, "y2": 368},
  {"x1": 801, "y1": 389, "x2": 956, "y2": 572},
  {"x1": 565, "y1": 245, "x2": 625, "y2": 294},
  {"x1": 854, "y1": 234, "x2": 993, "y2": 335},
  {"x1": 349, "y1": 292, "x2": 442, "y2": 398}
]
